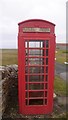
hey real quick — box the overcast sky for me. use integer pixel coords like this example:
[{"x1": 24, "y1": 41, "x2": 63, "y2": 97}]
[{"x1": 0, "y1": 0, "x2": 67, "y2": 48}]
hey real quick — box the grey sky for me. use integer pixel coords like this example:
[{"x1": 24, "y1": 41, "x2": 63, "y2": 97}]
[{"x1": 0, "y1": 0, "x2": 66, "y2": 48}]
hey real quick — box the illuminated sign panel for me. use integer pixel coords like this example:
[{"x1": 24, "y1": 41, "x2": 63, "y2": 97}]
[{"x1": 23, "y1": 27, "x2": 50, "y2": 33}]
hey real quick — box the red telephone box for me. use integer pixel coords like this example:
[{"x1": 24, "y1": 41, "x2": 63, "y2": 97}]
[{"x1": 18, "y1": 19, "x2": 56, "y2": 115}]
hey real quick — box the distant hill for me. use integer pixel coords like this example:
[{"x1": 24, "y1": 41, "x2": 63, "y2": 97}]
[{"x1": 56, "y1": 43, "x2": 68, "y2": 50}]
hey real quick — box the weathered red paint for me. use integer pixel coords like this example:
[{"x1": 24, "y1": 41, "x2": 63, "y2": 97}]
[{"x1": 18, "y1": 19, "x2": 56, "y2": 115}]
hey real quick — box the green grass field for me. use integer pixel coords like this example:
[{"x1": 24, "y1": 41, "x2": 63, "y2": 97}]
[
  {"x1": 0, "y1": 49, "x2": 67, "y2": 96},
  {"x1": 1, "y1": 49, "x2": 67, "y2": 65},
  {"x1": 55, "y1": 49, "x2": 68, "y2": 63},
  {"x1": 2, "y1": 49, "x2": 18, "y2": 65},
  {"x1": 54, "y1": 76, "x2": 67, "y2": 96}
]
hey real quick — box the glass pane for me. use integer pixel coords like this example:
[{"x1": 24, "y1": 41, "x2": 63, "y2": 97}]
[
  {"x1": 29, "y1": 67, "x2": 44, "y2": 73},
  {"x1": 46, "y1": 58, "x2": 48, "y2": 65},
  {"x1": 25, "y1": 58, "x2": 29, "y2": 65},
  {"x1": 45, "y1": 99, "x2": 47, "y2": 105},
  {"x1": 46, "y1": 66, "x2": 48, "y2": 73},
  {"x1": 45, "y1": 91, "x2": 48, "y2": 97},
  {"x1": 29, "y1": 91, "x2": 44, "y2": 97},
  {"x1": 26, "y1": 92, "x2": 28, "y2": 98},
  {"x1": 29, "y1": 83, "x2": 44, "y2": 90},
  {"x1": 46, "y1": 40, "x2": 49, "y2": 48},
  {"x1": 25, "y1": 49, "x2": 28, "y2": 56},
  {"x1": 29, "y1": 49, "x2": 44, "y2": 56},
  {"x1": 29, "y1": 75, "x2": 44, "y2": 82},
  {"x1": 29, "y1": 58, "x2": 44, "y2": 65},
  {"x1": 29, "y1": 42, "x2": 38, "y2": 48},
  {"x1": 25, "y1": 67, "x2": 28, "y2": 73},
  {"x1": 46, "y1": 75, "x2": 48, "y2": 81},
  {"x1": 25, "y1": 42, "x2": 27, "y2": 48},
  {"x1": 29, "y1": 41, "x2": 44, "y2": 48},
  {"x1": 25, "y1": 75, "x2": 28, "y2": 82},
  {"x1": 26, "y1": 83, "x2": 29, "y2": 90},
  {"x1": 46, "y1": 49, "x2": 48, "y2": 56},
  {"x1": 45, "y1": 83, "x2": 48, "y2": 89},
  {"x1": 29, "y1": 99, "x2": 43, "y2": 105}
]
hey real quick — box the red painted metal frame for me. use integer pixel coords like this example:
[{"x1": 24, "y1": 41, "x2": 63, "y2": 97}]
[{"x1": 18, "y1": 19, "x2": 56, "y2": 115}]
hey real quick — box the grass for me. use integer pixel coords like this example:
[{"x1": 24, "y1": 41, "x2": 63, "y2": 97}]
[
  {"x1": 54, "y1": 76, "x2": 67, "y2": 96},
  {"x1": 1, "y1": 49, "x2": 18, "y2": 66},
  {"x1": 1, "y1": 49, "x2": 67, "y2": 65},
  {"x1": 55, "y1": 49, "x2": 68, "y2": 64}
]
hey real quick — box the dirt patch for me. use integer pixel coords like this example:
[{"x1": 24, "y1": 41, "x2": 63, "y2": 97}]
[{"x1": 2, "y1": 93, "x2": 67, "y2": 119}]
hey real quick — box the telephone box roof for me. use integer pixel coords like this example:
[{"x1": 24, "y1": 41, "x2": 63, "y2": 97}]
[{"x1": 18, "y1": 19, "x2": 55, "y2": 26}]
